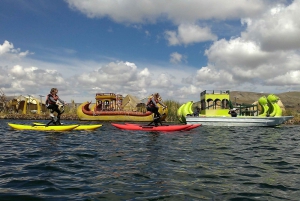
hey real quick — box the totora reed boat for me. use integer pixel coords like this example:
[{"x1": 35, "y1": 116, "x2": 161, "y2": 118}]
[{"x1": 77, "y1": 93, "x2": 168, "y2": 121}]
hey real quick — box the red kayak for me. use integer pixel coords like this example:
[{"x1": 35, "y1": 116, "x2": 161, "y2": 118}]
[
  {"x1": 112, "y1": 123, "x2": 201, "y2": 131},
  {"x1": 183, "y1": 124, "x2": 201, "y2": 131},
  {"x1": 125, "y1": 123, "x2": 201, "y2": 131}
]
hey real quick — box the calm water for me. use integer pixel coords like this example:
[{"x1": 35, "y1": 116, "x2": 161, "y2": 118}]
[{"x1": 1, "y1": 119, "x2": 300, "y2": 201}]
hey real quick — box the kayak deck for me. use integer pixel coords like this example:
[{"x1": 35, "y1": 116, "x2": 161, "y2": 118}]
[
  {"x1": 112, "y1": 123, "x2": 201, "y2": 131},
  {"x1": 33, "y1": 122, "x2": 102, "y2": 130},
  {"x1": 73, "y1": 124, "x2": 102, "y2": 130},
  {"x1": 8, "y1": 123, "x2": 79, "y2": 131}
]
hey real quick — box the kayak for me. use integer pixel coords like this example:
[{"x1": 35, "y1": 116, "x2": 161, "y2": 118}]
[
  {"x1": 33, "y1": 122, "x2": 102, "y2": 130},
  {"x1": 73, "y1": 124, "x2": 102, "y2": 130},
  {"x1": 111, "y1": 123, "x2": 200, "y2": 131},
  {"x1": 8, "y1": 123, "x2": 79, "y2": 131},
  {"x1": 182, "y1": 124, "x2": 201, "y2": 131},
  {"x1": 125, "y1": 123, "x2": 201, "y2": 131}
]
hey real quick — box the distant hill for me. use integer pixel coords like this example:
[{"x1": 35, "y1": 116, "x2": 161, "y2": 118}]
[{"x1": 229, "y1": 91, "x2": 300, "y2": 112}]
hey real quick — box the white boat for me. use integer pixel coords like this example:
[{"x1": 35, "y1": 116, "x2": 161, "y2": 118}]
[
  {"x1": 178, "y1": 90, "x2": 294, "y2": 127},
  {"x1": 186, "y1": 116, "x2": 294, "y2": 127}
]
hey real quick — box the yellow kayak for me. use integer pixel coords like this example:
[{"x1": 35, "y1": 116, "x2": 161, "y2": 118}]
[
  {"x1": 8, "y1": 123, "x2": 79, "y2": 131},
  {"x1": 33, "y1": 122, "x2": 102, "y2": 130},
  {"x1": 73, "y1": 124, "x2": 102, "y2": 130}
]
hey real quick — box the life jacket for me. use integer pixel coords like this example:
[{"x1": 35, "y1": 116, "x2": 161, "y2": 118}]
[
  {"x1": 147, "y1": 95, "x2": 159, "y2": 108},
  {"x1": 45, "y1": 93, "x2": 58, "y2": 105}
]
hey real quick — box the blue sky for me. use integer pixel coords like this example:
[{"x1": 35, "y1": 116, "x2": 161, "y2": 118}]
[{"x1": 1, "y1": 0, "x2": 299, "y2": 103}]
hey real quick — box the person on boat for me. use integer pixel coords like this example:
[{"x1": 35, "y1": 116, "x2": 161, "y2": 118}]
[
  {"x1": 96, "y1": 100, "x2": 102, "y2": 111},
  {"x1": 45, "y1": 88, "x2": 65, "y2": 125},
  {"x1": 146, "y1": 93, "x2": 167, "y2": 126},
  {"x1": 228, "y1": 108, "x2": 238, "y2": 117},
  {"x1": 193, "y1": 107, "x2": 200, "y2": 116}
]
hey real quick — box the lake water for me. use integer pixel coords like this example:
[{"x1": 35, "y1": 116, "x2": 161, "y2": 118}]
[{"x1": 1, "y1": 119, "x2": 300, "y2": 201}]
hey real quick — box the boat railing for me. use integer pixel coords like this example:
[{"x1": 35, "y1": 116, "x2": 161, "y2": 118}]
[
  {"x1": 96, "y1": 93, "x2": 116, "y2": 97},
  {"x1": 235, "y1": 104, "x2": 259, "y2": 116},
  {"x1": 200, "y1": 90, "x2": 230, "y2": 96}
]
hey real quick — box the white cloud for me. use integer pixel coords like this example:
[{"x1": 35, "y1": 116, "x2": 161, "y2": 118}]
[
  {"x1": 241, "y1": 1, "x2": 300, "y2": 51},
  {"x1": 0, "y1": 40, "x2": 14, "y2": 55},
  {"x1": 170, "y1": 52, "x2": 186, "y2": 64},
  {"x1": 0, "y1": 64, "x2": 68, "y2": 95},
  {"x1": 165, "y1": 23, "x2": 217, "y2": 46},
  {"x1": 265, "y1": 70, "x2": 300, "y2": 85},
  {"x1": 178, "y1": 85, "x2": 199, "y2": 97},
  {"x1": 176, "y1": 0, "x2": 300, "y2": 94},
  {"x1": 65, "y1": 0, "x2": 272, "y2": 24},
  {"x1": 0, "y1": 40, "x2": 32, "y2": 58}
]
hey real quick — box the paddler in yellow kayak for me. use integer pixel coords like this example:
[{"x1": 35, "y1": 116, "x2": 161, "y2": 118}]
[{"x1": 45, "y1": 88, "x2": 65, "y2": 125}]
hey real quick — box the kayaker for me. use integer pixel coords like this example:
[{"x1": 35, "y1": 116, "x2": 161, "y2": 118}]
[
  {"x1": 146, "y1": 93, "x2": 167, "y2": 126},
  {"x1": 45, "y1": 88, "x2": 65, "y2": 125}
]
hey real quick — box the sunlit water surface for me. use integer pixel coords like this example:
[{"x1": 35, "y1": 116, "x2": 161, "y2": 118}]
[{"x1": 1, "y1": 119, "x2": 300, "y2": 201}]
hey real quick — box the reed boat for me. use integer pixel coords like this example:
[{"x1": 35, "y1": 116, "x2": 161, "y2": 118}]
[
  {"x1": 77, "y1": 93, "x2": 168, "y2": 121},
  {"x1": 178, "y1": 90, "x2": 293, "y2": 127}
]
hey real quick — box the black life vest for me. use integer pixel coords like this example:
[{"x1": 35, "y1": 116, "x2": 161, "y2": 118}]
[
  {"x1": 147, "y1": 95, "x2": 158, "y2": 107},
  {"x1": 45, "y1": 94, "x2": 58, "y2": 105}
]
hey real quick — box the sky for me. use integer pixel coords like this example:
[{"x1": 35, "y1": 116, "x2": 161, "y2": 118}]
[{"x1": 1, "y1": 0, "x2": 300, "y2": 103}]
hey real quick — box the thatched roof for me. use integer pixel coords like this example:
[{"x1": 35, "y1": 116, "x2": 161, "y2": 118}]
[{"x1": 122, "y1": 94, "x2": 143, "y2": 111}]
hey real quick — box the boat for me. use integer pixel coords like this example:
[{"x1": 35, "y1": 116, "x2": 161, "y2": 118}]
[
  {"x1": 111, "y1": 123, "x2": 200, "y2": 131},
  {"x1": 124, "y1": 123, "x2": 201, "y2": 131},
  {"x1": 179, "y1": 90, "x2": 293, "y2": 127},
  {"x1": 8, "y1": 123, "x2": 79, "y2": 131},
  {"x1": 186, "y1": 116, "x2": 293, "y2": 127},
  {"x1": 77, "y1": 93, "x2": 168, "y2": 121},
  {"x1": 183, "y1": 124, "x2": 202, "y2": 131},
  {"x1": 33, "y1": 122, "x2": 102, "y2": 130}
]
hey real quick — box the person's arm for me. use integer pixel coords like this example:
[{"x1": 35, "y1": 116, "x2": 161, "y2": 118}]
[
  {"x1": 157, "y1": 99, "x2": 167, "y2": 108},
  {"x1": 45, "y1": 95, "x2": 49, "y2": 105},
  {"x1": 48, "y1": 96, "x2": 56, "y2": 103},
  {"x1": 151, "y1": 97, "x2": 158, "y2": 107},
  {"x1": 57, "y1": 97, "x2": 65, "y2": 104}
]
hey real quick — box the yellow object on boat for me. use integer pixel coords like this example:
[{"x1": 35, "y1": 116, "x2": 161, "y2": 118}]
[
  {"x1": 33, "y1": 122, "x2": 102, "y2": 130},
  {"x1": 8, "y1": 123, "x2": 79, "y2": 131}
]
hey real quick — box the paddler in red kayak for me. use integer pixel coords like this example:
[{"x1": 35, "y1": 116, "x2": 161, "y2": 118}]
[
  {"x1": 146, "y1": 93, "x2": 167, "y2": 126},
  {"x1": 45, "y1": 88, "x2": 65, "y2": 125}
]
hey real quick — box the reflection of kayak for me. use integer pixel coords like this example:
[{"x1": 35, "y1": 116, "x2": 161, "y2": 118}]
[
  {"x1": 112, "y1": 123, "x2": 200, "y2": 131},
  {"x1": 8, "y1": 123, "x2": 79, "y2": 131},
  {"x1": 33, "y1": 122, "x2": 102, "y2": 130}
]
